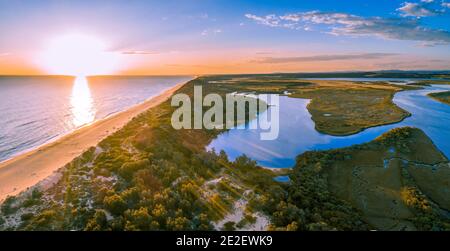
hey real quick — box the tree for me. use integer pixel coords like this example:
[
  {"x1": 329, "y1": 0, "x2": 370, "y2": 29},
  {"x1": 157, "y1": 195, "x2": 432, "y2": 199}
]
[
  {"x1": 272, "y1": 201, "x2": 302, "y2": 227},
  {"x1": 110, "y1": 216, "x2": 125, "y2": 231},
  {"x1": 151, "y1": 204, "x2": 167, "y2": 219},
  {"x1": 133, "y1": 169, "x2": 162, "y2": 191},
  {"x1": 23, "y1": 209, "x2": 63, "y2": 230},
  {"x1": 219, "y1": 150, "x2": 229, "y2": 162},
  {"x1": 223, "y1": 221, "x2": 236, "y2": 231},
  {"x1": 1, "y1": 196, "x2": 17, "y2": 215},
  {"x1": 167, "y1": 216, "x2": 190, "y2": 230},
  {"x1": 85, "y1": 210, "x2": 108, "y2": 231},
  {"x1": 194, "y1": 213, "x2": 212, "y2": 230},
  {"x1": 126, "y1": 207, "x2": 152, "y2": 230},
  {"x1": 69, "y1": 207, "x2": 93, "y2": 229},
  {"x1": 286, "y1": 221, "x2": 299, "y2": 231},
  {"x1": 103, "y1": 194, "x2": 127, "y2": 216},
  {"x1": 119, "y1": 159, "x2": 150, "y2": 180},
  {"x1": 121, "y1": 188, "x2": 140, "y2": 207}
]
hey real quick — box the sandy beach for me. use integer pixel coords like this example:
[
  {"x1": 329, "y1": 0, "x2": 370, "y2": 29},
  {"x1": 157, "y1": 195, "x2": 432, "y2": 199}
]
[{"x1": 0, "y1": 80, "x2": 188, "y2": 202}]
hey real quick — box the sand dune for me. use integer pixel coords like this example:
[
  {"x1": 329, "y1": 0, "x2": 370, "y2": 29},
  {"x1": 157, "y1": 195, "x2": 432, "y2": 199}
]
[{"x1": 0, "y1": 81, "x2": 188, "y2": 201}]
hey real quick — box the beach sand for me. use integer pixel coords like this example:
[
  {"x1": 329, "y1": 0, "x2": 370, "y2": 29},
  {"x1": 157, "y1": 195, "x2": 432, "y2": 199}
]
[{"x1": 0, "y1": 81, "x2": 187, "y2": 201}]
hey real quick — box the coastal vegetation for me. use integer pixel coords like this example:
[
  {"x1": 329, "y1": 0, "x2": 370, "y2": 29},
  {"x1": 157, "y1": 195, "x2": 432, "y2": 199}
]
[
  {"x1": 273, "y1": 127, "x2": 450, "y2": 231},
  {"x1": 1, "y1": 75, "x2": 449, "y2": 231},
  {"x1": 428, "y1": 91, "x2": 450, "y2": 105},
  {"x1": 288, "y1": 81, "x2": 417, "y2": 135},
  {"x1": 0, "y1": 77, "x2": 278, "y2": 231},
  {"x1": 411, "y1": 80, "x2": 450, "y2": 86}
]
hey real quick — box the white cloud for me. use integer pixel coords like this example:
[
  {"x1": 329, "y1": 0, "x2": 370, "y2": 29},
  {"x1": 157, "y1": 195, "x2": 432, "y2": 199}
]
[
  {"x1": 442, "y1": 2, "x2": 450, "y2": 8},
  {"x1": 245, "y1": 14, "x2": 281, "y2": 27},
  {"x1": 255, "y1": 53, "x2": 398, "y2": 64},
  {"x1": 201, "y1": 29, "x2": 222, "y2": 36},
  {"x1": 397, "y1": 2, "x2": 440, "y2": 17},
  {"x1": 245, "y1": 11, "x2": 450, "y2": 46}
]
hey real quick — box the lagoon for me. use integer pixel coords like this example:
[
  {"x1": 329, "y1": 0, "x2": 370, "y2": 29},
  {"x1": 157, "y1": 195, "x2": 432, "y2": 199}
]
[{"x1": 208, "y1": 81, "x2": 450, "y2": 168}]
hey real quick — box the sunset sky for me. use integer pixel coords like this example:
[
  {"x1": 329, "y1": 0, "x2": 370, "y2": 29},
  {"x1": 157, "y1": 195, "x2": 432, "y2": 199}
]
[{"x1": 1, "y1": 0, "x2": 450, "y2": 75}]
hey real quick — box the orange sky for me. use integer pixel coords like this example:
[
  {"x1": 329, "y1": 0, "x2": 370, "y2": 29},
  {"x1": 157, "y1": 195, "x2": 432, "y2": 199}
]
[
  {"x1": 1, "y1": 1, "x2": 449, "y2": 75},
  {"x1": 1, "y1": 49, "x2": 446, "y2": 76}
]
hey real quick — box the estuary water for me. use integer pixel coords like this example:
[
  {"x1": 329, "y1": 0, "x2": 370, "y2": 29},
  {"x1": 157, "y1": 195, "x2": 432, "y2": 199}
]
[
  {"x1": 208, "y1": 80, "x2": 450, "y2": 168},
  {"x1": 0, "y1": 75, "x2": 192, "y2": 162}
]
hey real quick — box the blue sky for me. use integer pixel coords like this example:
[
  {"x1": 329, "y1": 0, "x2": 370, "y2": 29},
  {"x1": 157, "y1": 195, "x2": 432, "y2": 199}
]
[{"x1": 0, "y1": 0, "x2": 449, "y2": 75}]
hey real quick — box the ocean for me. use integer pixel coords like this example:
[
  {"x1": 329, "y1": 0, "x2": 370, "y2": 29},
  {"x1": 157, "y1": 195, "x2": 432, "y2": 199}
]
[{"x1": 0, "y1": 75, "x2": 192, "y2": 162}]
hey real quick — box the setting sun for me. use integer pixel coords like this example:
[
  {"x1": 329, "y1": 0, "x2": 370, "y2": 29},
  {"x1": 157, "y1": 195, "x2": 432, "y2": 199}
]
[{"x1": 37, "y1": 33, "x2": 118, "y2": 76}]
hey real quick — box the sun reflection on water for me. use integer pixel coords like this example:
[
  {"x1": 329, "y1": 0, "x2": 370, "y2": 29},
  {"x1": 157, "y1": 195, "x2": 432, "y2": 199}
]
[{"x1": 70, "y1": 76, "x2": 96, "y2": 127}]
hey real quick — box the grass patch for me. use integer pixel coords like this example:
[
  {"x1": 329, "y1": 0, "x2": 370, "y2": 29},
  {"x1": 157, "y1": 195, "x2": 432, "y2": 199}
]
[{"x1": 428, "y1": 91, "x2": 450, "y2": 105}]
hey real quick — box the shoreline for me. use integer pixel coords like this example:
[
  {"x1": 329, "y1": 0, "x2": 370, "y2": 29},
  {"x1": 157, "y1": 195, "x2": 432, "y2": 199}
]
[
  {"x1": 428, "y1": 91, "x2": 450, "y2": 106},
  {"x1": 0, "y1": 79, "x2": 190, "y2": 202}
]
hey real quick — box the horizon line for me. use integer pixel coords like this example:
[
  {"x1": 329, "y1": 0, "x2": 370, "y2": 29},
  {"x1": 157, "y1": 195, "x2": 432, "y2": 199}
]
[{"x1": 1, "y1": 69, "x2": 450, "y2": 78}]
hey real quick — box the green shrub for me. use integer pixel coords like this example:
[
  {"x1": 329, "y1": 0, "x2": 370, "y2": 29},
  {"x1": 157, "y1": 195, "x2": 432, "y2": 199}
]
[
  {"x1": 119, "y1": 159, "x2": 150, "y2": 180},
  {"x1": 1, "y1": 196, "x2": 17, "y2": 215},
  {"x1": 103, "y1": 194, "x2": 127, "y2": 216},
  {"x1": 20, "y1": 213, "x2": 34, "y2": 221}
]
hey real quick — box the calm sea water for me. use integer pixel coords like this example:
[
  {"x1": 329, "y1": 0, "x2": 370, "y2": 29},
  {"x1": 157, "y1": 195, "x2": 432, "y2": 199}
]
[
  {"x1": 208, "y1": 80, "x2": 450, "y2": 168},
  {"x1": 0, "y1": 76, "x2": 192, "y2": 162}
]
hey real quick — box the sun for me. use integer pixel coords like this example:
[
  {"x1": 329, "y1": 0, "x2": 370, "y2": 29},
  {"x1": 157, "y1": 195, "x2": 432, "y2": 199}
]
[{"x1": 38, "y1": 33, "x2": 118, "y2": 76}]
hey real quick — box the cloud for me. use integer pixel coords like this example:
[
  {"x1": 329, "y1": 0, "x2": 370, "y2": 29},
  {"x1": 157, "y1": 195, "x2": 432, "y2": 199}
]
[
  {"x1": 201, "y1": 29, "x2": 222, "y2": 36},
  {"x1": 121, "y1": 50, "x2": 157, "y2": 55},
  {"x1": 0, "y1": 53, "x2": 10, "y2": 57},
  {"x1": 255, "y1": 53, "x2": 398, "y2": 64},
  {"x1": 397, "y1": 1, "x2": 441, "y2": 17},
  {"x1": 245, "y1": 14, "x2": 297, "y2": 29},
  {"x1": 417, "y1": 41, "x2": 450, "y2": 47},
  {"x1": 244, "y1": 14, "x2": 278, "y2": 27},
  {"x1": 245, "y1": 11, "x2": 450, "y2": 45},
  {"x1": 373, "y1": 58, "x2": 450, "y2": 69},
  {"x1": 443, "y1": 2, "x2": 450, "y2": 8}
]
